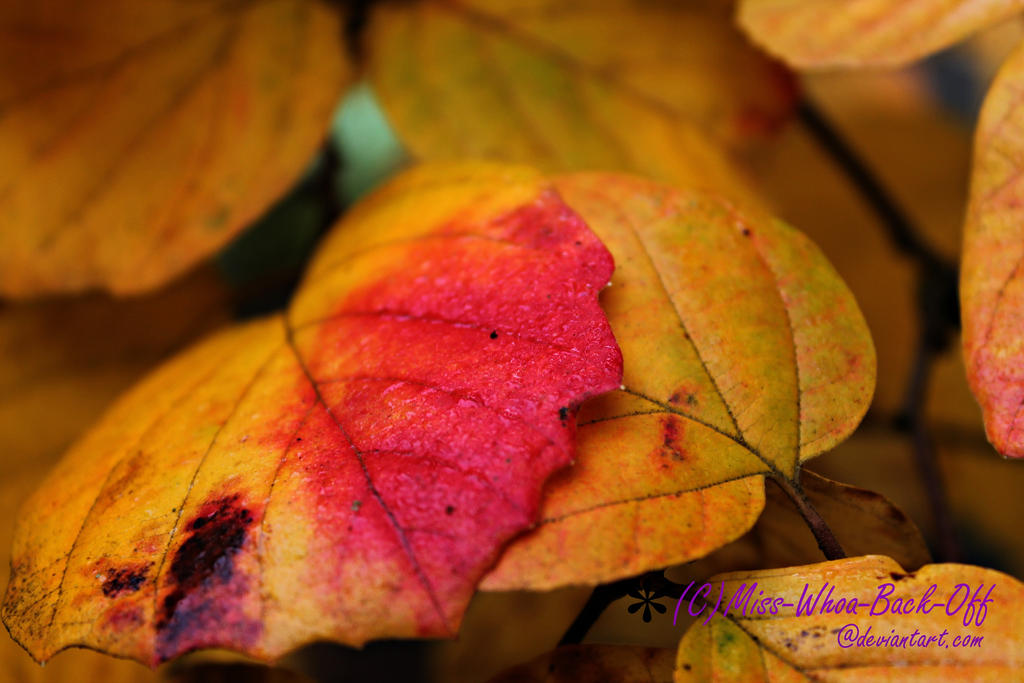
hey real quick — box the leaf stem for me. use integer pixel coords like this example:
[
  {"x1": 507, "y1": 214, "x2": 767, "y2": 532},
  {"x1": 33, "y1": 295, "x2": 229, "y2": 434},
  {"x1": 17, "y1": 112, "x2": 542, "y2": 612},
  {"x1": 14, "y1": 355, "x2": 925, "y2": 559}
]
[{"x1": 773, "y1": 474, "x2": 846, "y2": 560}]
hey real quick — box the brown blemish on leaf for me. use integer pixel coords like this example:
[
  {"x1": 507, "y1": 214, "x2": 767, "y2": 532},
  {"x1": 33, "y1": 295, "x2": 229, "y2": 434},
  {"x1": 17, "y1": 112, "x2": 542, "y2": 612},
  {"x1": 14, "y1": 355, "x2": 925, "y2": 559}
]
[
  {"x1": 153, "y1": 493, "x2": 261, "y2": 662},
  {"x1": 159, "y1": 495, "x2": 254, "y2": 626},
  {"x1": 100, "y1": 563, "x2": 152, "y2": 598}
]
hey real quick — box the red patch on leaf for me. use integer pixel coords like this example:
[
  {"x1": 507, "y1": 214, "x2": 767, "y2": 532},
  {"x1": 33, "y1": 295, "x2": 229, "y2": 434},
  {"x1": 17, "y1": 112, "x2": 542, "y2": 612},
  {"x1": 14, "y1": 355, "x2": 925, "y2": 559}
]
[{"x1": 288, "y1": 188, "x2": 621, "y2": 639}]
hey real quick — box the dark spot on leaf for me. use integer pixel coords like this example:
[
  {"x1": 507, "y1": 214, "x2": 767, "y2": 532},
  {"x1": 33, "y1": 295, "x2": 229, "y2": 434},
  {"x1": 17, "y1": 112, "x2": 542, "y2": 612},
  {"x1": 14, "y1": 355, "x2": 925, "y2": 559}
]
[
  {"x1": 558, "y1": 406, "x2": 568, "y2": 423},
  {"x1": 682, "y1": 663, "x2": 692, "y2": 671},
  {"x1": 445, "y1": 505, "x2": 455, "y2": 515},
  {"x1": 742, "y1": 228, "x2": 751, "y2": 237},
  {"x1": 352, "y1": 500, "x2": 362, "y2": 512},
  {"x1": 662, "y1": 417, "x2": 678, "y2": 448},
  {"x1": 101, "y1": 563, "x2": 151, "y2": 597},
  {"x1": 158, "y1": 495, "x2": 254, "y2": 628},
  {"x1": 490, "y1": 330, "x2": 498, "y2": 339},
  {"x1": 686, "y1": 394, "x2": 697, "y2": 406}
]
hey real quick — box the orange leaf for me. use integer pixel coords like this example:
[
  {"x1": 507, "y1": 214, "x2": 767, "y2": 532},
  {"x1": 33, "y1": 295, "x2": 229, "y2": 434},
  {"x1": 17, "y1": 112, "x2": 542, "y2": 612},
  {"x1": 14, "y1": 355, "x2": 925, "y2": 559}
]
[
  {"x1": 365, "y1": 0, "x2": 795, "y2": 207},
  {"x1": 0, "y1": 0, "x2": 352, "y2": 297},
  {"x1": 674, "y1": 556, "x2": 1023, "y2": 680},
  {"x1": 482, "y1": 173, "x2": 875, "y2": 590},
  {"x1": 1, "y1": 162, "x2": 622, "y2": 666},
  {"x1": 962, "y1": 40, "x2": 1024, "y2": 458},
  {"x1": 738, "y1": 0, "x2": 1024, "y2": 68},
  {"x1": 489, "y1": 644, "x2": 674, "y2": 683}
]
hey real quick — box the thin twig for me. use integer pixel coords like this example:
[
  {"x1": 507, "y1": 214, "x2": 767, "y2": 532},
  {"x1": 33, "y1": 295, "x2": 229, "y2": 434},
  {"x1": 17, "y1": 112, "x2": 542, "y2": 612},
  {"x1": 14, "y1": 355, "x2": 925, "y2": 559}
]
[
  {"x1": 900, "y1": 334, "x2": 962, "y2": 561},
  {"x1": 798, "y1": 97, "x2": 962, "y2": 562},
  {"x1": 558, "y1": 580, "x2": 630, "y2": 645},
  {"x1": 796, "y1": 101, "x2": 947, "y2": 267},
  {"x1": 558, "y1": 570, "x2": 688, "y2": 645}
]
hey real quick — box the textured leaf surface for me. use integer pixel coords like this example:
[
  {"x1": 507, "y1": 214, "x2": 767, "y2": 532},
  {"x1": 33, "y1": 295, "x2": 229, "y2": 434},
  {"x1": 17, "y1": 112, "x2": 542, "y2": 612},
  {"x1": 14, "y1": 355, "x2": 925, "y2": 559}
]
[
  {"x1": 962, "y1": 40, "x2": 1024, "y2": 458},
  {"x1": 674, "y1": 556, "x2": 1024, "y2": 681},
  {"x1": 0, "y1": 0, "x2": 351, "y2": 297},
  {"x1": 366, "y1": 0, "x2": 796, "y2": 206},
  {"x1": 482, "y1": 173, "x2": 875, "y2": 590},
  {"x1": 490, "y1": 645, "x2": 673, "y2": 683},
  {"x1": 738, "y1": 0, "x2": 1024, "y2": 68},
  {"x1": 1, "y1": 162, "x2": 622, "y2": 666}
]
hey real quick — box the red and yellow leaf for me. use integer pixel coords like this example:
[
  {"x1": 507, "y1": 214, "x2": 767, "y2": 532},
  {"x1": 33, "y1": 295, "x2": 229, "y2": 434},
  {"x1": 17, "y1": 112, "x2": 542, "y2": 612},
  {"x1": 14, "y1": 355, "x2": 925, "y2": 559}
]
[
  {"x1": 365, "y1": 0, "x2": 796, "y2": 207},
  {"x1": 962, "y1": 40, "x2": 1024, "y2": 458},
  {"x1": 1, "y1": 162, "x2": 622, "y2": 666},
  {"x1": 482, "y1": 173, "x2": 875, "y2": 590},
  {"x1": 738, "y1": 0, "x2": 1024, "y2": 68},
  {"x1": 0, "y1": 0, "x2": 351, "y2": 297},
  {"x1": 674, "y1": 556, "x2": 1024, "y2": 680}
]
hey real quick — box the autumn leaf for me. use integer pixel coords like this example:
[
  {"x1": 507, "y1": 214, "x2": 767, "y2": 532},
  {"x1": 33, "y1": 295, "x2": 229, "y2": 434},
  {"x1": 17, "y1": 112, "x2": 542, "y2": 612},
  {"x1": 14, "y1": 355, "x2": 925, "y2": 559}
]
[
  {"x1": 365, "y1": 0, "x2": 797, "y2": 208},
  {"x1": 0, "y1": 0, "x2": 351, "y2": 297},
  {"x1": 0, "y1": 468, "x2": 161, "y2": 683},
  {"x1": 481, "y1": 173, "x2": 875, "y2": 591},
  {"x1": 960, "y1": 40, "x2": 1024, "y2": 458},
  {"x1": 489, "y1": 644, "x2": 674, "y2": 683},
  {"x1": 0, "y1": 271, "x2": 233, "y2": 682},
  {"x1": 665, "y1": 471, "x2": 931, "y2": 595},
  {"x1": 738, "y1": 0, "x2": 1024, "y2": 68},
  {"x1": 811, "y1": 426, "x2": 1024, "y2": 579},
  {"x1": 0, "y1": 162, "x2": 622, "y2": 666},
  {"x1": 756, "y1": 472, "x2": 931, "y2": 571},
  {"x1": 673, "y1": 556, "x2": 1023, "y2": 680}
]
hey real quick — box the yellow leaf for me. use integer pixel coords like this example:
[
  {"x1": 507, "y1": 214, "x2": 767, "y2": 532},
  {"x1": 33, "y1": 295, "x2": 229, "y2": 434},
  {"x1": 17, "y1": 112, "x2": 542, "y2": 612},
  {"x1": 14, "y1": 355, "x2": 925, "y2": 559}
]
[
  {"x1": 738, "y1": 0, "x2": 1024, "y2": 68},
  {"x1": 482, "y1": 173, "x2": 875, "y2": 590},
  {"x1": 674, "y1": 556, "x2": 1024, "y2": 680},
  {"x1": 365, "y1": 0, "x2": 796, "y2": 208},
  {"x1": 0, "y1": 0, "x2": 352, "y2": 297}
]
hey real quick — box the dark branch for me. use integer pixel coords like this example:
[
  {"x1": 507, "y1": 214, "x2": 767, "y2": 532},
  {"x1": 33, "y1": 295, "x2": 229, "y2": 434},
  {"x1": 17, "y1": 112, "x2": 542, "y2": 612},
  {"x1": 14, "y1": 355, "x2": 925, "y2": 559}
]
[{"x1": 799, "y1": 97, "x2": 962, "y2": 562}]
